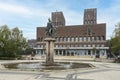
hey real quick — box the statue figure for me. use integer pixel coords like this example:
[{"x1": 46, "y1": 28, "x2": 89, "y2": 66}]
[{"x1": 46, "y1": 18, "x2": 56, "y2": 37}]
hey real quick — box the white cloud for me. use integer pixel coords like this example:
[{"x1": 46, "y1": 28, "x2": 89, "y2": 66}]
[{"x1": 0, "y1": 3, "x2": 33, "y2": 16}]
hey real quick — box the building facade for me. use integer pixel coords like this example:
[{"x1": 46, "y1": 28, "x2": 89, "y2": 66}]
[
  {"x1": 52, "y1": 11, "x2": 65, "y2": 27},
  {"x1": 35, "y1": 8, "x2": 109, "y2": 58},
  {"x1": 28, "y1": 39, "x2": 37, "y2": 48}
]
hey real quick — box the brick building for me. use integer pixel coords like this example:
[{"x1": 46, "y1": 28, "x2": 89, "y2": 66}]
[
  {"x1": 28, "y1": 39, "x2": 37, "y2": 48},
  {"x1": 35, "y1": 8, "x2": 109, "y2": 58}
]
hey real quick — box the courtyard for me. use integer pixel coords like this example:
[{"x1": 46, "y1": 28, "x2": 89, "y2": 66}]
[{"x1": 0, "y1": 59, "x2": 120, "y2": 80}]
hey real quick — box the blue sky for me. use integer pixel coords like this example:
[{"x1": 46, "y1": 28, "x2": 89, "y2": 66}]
[{"x1": 0, "y1": 0, "x2": 120, "y2": 40}]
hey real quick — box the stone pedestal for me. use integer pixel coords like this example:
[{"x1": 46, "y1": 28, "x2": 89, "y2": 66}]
[{"x1": 44, "y1": 38, "x2": 56, "y2": 65}]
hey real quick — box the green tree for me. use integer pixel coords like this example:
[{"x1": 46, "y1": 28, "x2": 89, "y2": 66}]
[
  {"x1": 0, "y1": 25, "x2": 11, "y2": 56},
  {"x1": 11, "y1": 27, "x2": 28, "y2": 55},
  {"x1": 0, "y1": 25, "x2": 28, "y2": 58},
  {"x1": 110, "y1": 22, "x2": 120, "y2": 54}
]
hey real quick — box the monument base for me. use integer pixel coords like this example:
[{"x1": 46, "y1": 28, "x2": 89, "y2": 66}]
[{"x1": 44, "y1": 37, "x2": 56, "y2": 66}]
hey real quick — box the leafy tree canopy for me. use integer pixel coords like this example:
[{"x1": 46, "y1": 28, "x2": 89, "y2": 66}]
[
  {"x1": 110, "y1": 22, "x2": 120, "y2": 53},
  {"x1": 0, "y1": 25, "x2": 28, "y2": 57}
]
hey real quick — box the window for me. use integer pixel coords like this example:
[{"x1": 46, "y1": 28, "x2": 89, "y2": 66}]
[
  {"x1": 79, "y1": 44, "x2": 82, "y2": 47},
  {"x1": 63, "y1": 37, "x2": 64, "y2": 42},
  {"x1": 71, "y1": 37, "x2": 74, "y2": 42},
  {"x1": 56, "y1": 37, "x2": 59, "y2": 42},
  {"x1": 56, "y1": 45, "x2": 58, "y2": 48},
  {"x1": 92, "y1": 44, "x2": 95, "y2": 47},
  {"x1": 41, "y1": 45, "x2": 43, "y2": 48},
  {"x1": 101, "y1": 44, "x2": 104, "y2": 47},
  {"x1": 75, "y1": 44, "x2": 78, "y2": 47},
  {"x1": 41, "y1": 37, "x2": 43, "y2": 41},
  {"x1": 88, "y1": 21, "x2": 89, "y2": 24},
  {"x1": 103, "y1": 36, "x2": 105, "y2": 40},
  {"x1": 64, "y1": 37, "x2": 66, "y2": 42},
  {"x1": 88, "y1": 15, "x2": 90, "y2": 19},
  {"x1": 60, "y1": 37, "x2": 62, "y2": 42},
  {"x1": 98, "y1": 36, "x2": 101, "y2": 41},
  {"x1": 37, "y1": 38, "x2": 40, "y2": 41},
  {"x1": 59, "y1": 45, "x2": 62, "y2": 48},
  {"x1": 84, "y1": 44, "x2": 86, "y2": 47},
  {"x1": 79, "y1": 37, "x2": 82, "y2": 42},
  {"x1": 92, "y1": 37, "x2": 94, "y2": 41},
  {"x1": 88, "y1": 37, "x2": 91, "y2": 42},
  {"x1": 88, "y1": 44, "x2": 91, "y2": 47},
  {"x1": 88, "y1": 50, "x2": 91, "y2": 55},
  {"x1": 66, "y1": 37, "x2": 68, "y2": 42},
  {"x1": 37, "y1": 45, "x2": 40, "y2": 48},
  {"x1": 63, "y1": 45, "x2": 66, "y2": 47},
  {"x1": 96, "y1": 37, "x2": 99, "y2": 41},
  {"x1": 101, "y1": 36, "x2": 103, "y2": 41},
  {"x1": 91, "y1": 21, "x2": 93, "y2": 24},
  {"x1": 68, "y1": 37, "x2": 70, "y2": 42},
  {"x1": 71, "y1": 44, "x2": 74, "y2": 47},
  {"x1": 67, "y1": 45, "x2": 70, "y2": 47},
  {"x1": 94, "y1": 21, "x2": 96, "y2": 24},
  {"x1": 83, "y1": 37, "x2": 86, "y2": 42},
  {"x1": 97, "y1": 44, "x2": 100, "y2": 47},
  {"x1": 75, "y1": 37, "x2": 78, "y2": 42},
  {"x1": 57, "y1": 37, "x2": 59, "y2": 42}
]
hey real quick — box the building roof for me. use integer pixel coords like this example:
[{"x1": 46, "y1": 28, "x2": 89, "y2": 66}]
[{"x1": 37, "y1": 23, "x2": 106, "y2": 38}]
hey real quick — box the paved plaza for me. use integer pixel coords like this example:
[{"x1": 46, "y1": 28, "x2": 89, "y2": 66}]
[{"x1": 0, "y1": 60, "x2": 120, "y2": 80}]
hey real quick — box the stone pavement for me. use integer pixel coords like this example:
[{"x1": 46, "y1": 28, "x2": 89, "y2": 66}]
[{"x1": 0, "y1": 60, "x2": 120, "y2": 80}]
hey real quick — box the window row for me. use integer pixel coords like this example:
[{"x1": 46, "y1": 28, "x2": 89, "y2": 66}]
[
  {"x1": 84, "y1": 20, "x2": 96, "y2": 24},
  {"x1": 37, "y1": 44, "x2": 105, "y2": 48},
  {"x1": 37, "y1": 36, "x2": 105, "y2": 42},
  {"x1": 55, "y1": 44, "x2": 105, "y2": 48},
  {"x1": 37, "y1": 45, "x2": 44, "y2": 48},
  {"x1": 56, "y1": 36, "x2": 105, "y2": 42}
]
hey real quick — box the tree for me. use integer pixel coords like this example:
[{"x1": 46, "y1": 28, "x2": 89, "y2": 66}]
[
  {"x1": 110, "y1": 22, "x2": 120, "y2": 54},
  {"x1": 0, "y1": 25, "x2": 11, "y2": 56},
  {"x1": 0, "y1": 25, "x2": 28, "y2": 58}
]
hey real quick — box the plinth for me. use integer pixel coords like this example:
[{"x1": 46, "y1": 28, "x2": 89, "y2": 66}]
[{"x1": 44, "y1": 37, "x2": 56, "y2": 65}]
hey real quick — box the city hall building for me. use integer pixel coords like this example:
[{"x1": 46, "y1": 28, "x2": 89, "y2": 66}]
[{"x1": 35, "y1": 8, "x2": 109, "y2": 58}]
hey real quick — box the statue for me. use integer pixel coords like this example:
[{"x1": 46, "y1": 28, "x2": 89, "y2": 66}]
[
  {"x1": 44, "y1": 18, "x2": 56, "y2": 65},
  {"x1": 46, "y1": 18, "x2": 56, "y2": 37}
]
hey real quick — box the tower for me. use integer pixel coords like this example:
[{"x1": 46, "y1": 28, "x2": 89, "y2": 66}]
[
  {"x1": 51, "y1": 11, "x2": 65, "y2": 27},
  {"x1": 83, "y1": 8, "x2": 97, "y2": 25}
]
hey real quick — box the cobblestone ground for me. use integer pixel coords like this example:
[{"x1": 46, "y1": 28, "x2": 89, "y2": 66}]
[{"x1": 0, "y1": 60, "x2": 120, "y2": 80}]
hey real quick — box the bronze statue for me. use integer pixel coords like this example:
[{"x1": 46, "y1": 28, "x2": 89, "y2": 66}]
[{"x1": 46, "y1": 18, "x2": 56, "y2": 37}]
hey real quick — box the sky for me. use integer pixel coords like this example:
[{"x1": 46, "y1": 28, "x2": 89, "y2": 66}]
[{"x1": 0, "y1": 0, "x2": 120, "y2": 40}]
